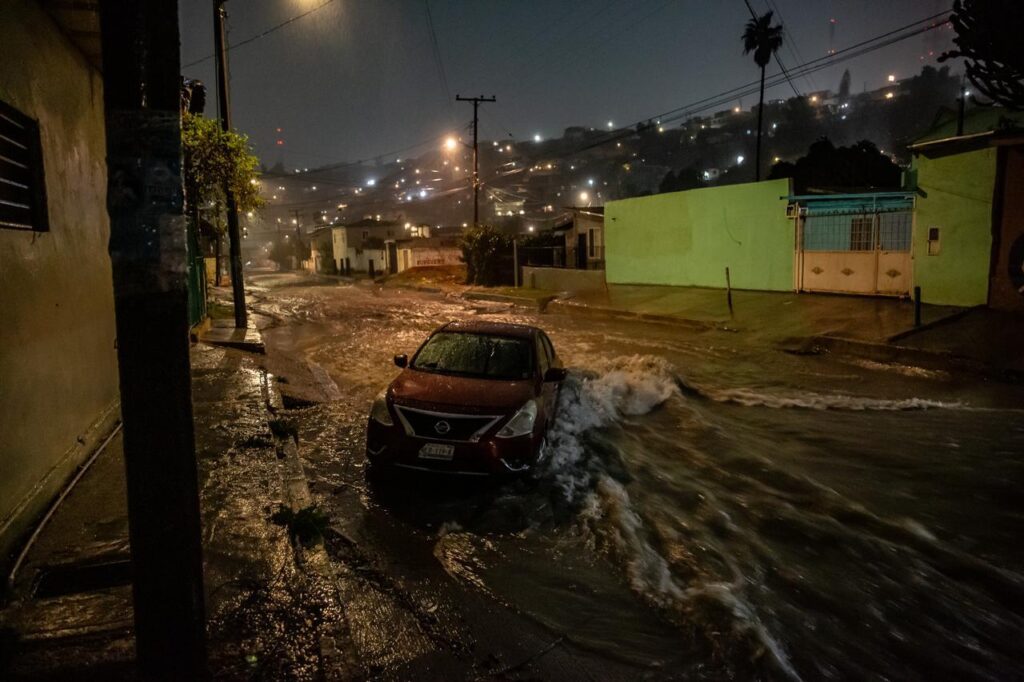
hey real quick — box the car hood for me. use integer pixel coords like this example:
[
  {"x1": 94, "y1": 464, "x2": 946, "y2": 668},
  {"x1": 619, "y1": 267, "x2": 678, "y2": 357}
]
[{"x1": 389, "y1": 369, "x2": 536, "y2": 413}]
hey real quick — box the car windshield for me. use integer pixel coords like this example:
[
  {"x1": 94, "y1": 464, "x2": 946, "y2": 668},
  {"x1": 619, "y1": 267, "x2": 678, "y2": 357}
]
[{"x1": 411, "y1": 332, "x2": 534, "y2": 380}]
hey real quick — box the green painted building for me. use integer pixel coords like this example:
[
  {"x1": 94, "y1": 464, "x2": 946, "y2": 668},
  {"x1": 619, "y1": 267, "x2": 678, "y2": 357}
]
[
  {"x1": 605, "y1": 178, "x2": 794, "y2": 291},
  {"x1": 909, "y1": 145, "x2": 997, "y2": 306}
]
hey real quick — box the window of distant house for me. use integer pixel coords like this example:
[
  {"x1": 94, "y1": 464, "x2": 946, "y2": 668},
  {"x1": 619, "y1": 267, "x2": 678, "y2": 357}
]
[
  {"x1": 588, "y1": 228, "x2": 596, "y2": 257},
  {"x1": 0, "y1": 99, "x2": 48, "y2": 232},
  {"x1": 849, "y1": 216, "x2": 873, "y2": 251}
]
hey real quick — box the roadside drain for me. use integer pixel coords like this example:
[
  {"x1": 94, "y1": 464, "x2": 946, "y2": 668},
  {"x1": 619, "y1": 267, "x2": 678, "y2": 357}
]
[{"x1": 32, "y1": 559, "x2": 133, "y2": 599}]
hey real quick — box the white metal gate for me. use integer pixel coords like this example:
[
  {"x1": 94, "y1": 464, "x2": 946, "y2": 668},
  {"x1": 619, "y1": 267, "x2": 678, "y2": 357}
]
[{"x1": 791, "y1": 194, "x2": 914, "y2": 297}]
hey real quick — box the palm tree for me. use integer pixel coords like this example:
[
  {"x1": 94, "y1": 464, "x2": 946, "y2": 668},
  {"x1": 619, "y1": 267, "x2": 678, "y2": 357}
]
[{"x1": 742, "y1": 11, "x2": 784, "y2": 181}]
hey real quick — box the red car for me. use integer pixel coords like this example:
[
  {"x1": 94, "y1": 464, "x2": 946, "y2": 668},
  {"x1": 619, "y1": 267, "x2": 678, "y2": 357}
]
[{"x1": 366, "y1": 321, "x2": 566, "y2": 476}]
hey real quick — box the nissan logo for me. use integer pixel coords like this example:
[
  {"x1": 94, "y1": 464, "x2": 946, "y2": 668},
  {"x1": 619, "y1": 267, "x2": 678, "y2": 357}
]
[{"x1": 434, "y1": 420, "x2": 451, "y2": 435}]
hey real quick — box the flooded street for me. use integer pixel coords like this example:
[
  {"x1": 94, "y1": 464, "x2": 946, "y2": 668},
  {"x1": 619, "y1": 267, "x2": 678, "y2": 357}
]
[{"x1": 253, "y1": 274, "x2": 1024, "y2": 681}]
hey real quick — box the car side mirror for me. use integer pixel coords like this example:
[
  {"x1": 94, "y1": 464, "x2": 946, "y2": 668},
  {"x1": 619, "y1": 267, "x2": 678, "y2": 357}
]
[
  {"x1": 544, "y1": 367, "x2": 567, "y2": 382},
  {"x1": 394, "y1": 354, "x2": 408, "y2": 368}
]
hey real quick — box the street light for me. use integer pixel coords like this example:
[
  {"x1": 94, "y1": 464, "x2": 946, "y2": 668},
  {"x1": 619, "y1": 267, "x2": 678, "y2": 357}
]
[
  {"x1": 444, "y1": 136, "x2": 458, "y2": 151},
  {"x1": 579, "y1": 191, "x2": 590, "y2": 203}
]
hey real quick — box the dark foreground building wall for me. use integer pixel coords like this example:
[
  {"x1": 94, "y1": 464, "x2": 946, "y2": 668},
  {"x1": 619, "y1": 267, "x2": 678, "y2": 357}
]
[{"x1": 0, "y1": 1, "x2": 120, "y2": 567}]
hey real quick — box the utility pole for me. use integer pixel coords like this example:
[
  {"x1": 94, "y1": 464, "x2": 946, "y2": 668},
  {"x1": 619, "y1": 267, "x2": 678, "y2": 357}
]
[
  {"x1": 213, "y1": 0, "x2": 247, "y2": 328},
  {"x1": 99, "y1": 0, "x2": 207, "y2": 678},
  {"x1": 455, "y1": 95, "x2": 496, "y2": 226},
  {"x1": 956, "y1": 74, "x2": 967, "y2": 137}
]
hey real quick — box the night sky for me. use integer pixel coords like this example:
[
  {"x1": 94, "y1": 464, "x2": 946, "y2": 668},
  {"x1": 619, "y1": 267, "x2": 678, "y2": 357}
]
[{"x1": 179, "y1": 0, "x2": 953, "y2": 169}]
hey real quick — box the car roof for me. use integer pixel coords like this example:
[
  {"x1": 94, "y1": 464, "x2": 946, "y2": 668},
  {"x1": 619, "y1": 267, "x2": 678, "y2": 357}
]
[{"x1": 437, "y1": 320, "x2": 540, "y2": 339}]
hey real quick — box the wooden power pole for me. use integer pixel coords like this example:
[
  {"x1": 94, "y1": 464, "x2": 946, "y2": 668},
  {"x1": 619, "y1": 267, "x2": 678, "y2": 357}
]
[
  {"x1": 213, "y1": 0, "x2": 248, "y2": 328},
  {"x1": 99, "y1": 1, "x2": 208, "y2": 678},
  {"x1": 455, "y1": 95, "x2": 496, "y2": 226}
]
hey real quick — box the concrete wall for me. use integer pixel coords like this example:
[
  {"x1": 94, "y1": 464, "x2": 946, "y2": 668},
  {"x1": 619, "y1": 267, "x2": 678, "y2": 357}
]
[
  {"x1": 604, "y1": 178, "x2": 793, "y2": 291},
  {"x1": 522, "y1": 266, "x2": 606, "y2": 293},
  {"x1": 912, "y1": 148, "x2": 997, "y2": 306},
  {"x1": 396, "y1": 247, "x2": 462, "y2": 272},
  {"x1": 0, "y1": 2, "x2": 120, "y2": 564}
]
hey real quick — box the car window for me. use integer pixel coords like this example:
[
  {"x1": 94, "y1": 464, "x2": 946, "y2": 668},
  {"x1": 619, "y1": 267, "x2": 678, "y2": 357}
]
[
  {"x1": 541, "y1": 333, "x2": 556, "y2": 365},
  {"x1": 412, "y1": 332, "x2": 534, "y2": 380},
  {"x1": 535, "y1": 335, "x2": 550, "y2": 375}
]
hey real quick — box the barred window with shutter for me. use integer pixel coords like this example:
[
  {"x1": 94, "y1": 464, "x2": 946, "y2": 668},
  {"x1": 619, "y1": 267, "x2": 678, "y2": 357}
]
[
  {"x1": 849, "y1": 216, "x2": 873, "y2": 251},
  {"x1": 0, "y1": 99, "x2": 48, "y2": 232}
]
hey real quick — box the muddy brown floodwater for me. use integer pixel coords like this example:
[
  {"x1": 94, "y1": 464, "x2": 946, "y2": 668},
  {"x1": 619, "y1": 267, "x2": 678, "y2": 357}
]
[{"x1": 252, "y1": 273, "x2": 1024, "y2": 681}]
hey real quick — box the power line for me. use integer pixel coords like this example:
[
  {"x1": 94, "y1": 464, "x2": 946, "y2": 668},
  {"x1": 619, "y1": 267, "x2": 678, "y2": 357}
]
[
  {"x1": 423, "y1": 0, "x2": 452, "y2": 109},
  {"x1": 255, "y1": 11, "x2": 949, "y2": 216},
  {"x1": 763, "y1": 0, "x2": 817, "y2": 92},
  {"x1": 182, "y1": 0, "x2": 340, "y2": 69}
]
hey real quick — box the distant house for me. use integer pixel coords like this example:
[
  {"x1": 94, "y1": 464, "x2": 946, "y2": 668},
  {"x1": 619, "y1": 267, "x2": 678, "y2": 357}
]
[
  {"x1": 558, "y1": 207, "x2": 605, "y2": 270},
  {"x1": 306, "y1": 226, "x2": 336, "y2": 274},
  {"x1": 331, "y1": 217, "x2": 402, "y2": 275}
]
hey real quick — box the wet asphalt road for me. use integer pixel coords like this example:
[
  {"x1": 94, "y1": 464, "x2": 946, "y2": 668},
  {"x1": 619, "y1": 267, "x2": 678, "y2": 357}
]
[{"x1": 249, "y1": 273, "x2": 1024, "y2": 681}]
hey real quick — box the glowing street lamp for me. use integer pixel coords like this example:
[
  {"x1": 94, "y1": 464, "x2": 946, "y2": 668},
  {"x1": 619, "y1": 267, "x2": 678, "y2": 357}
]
[
  {"x1": 444, "y1": 136, "x2": 458, "y2": 151},
  {"x1": 579, "y1": 191, "x2": 590, "y2": 203}
]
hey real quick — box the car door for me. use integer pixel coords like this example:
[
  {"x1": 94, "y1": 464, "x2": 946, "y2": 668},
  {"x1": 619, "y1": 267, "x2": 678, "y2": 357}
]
[{"x1": 535, "y1": 333, "x2": 559, "y2": 428}]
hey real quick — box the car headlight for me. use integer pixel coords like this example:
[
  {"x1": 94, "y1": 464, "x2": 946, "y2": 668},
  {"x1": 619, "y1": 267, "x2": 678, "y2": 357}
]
[
  {"x1": 369, "y1": 388, "x2": 393, "y2": 426},
  {"x1": 496, "y1": 400, "x2": 537, "y2": 439}
]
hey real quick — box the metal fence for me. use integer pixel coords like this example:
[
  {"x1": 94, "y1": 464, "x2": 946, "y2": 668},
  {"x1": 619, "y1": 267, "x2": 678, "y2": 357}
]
[
  {"x1": 802, "y1": 211, "x2": 912, "y2": 252},
  {"x1": 518, "y1": 245, "x2": 605, "y2": 270}
]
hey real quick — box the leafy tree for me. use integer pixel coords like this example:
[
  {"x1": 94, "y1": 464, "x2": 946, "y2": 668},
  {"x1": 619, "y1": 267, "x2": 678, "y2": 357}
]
[
  {"x1": 459, "y1": 225, "x2": 512, "y2": 286},
  {"x1": 768, "y1": 138, "x2": 901, "y2": 193},
  {"x1": 181, "y1": 113, "x2": 263, "y2": 284},
  {"x1": 941, "y1": 0, "x2": 1024, "y2": 110},
  {"x1": 742, "y1": 11, "x2": 784, "y2": 181}
]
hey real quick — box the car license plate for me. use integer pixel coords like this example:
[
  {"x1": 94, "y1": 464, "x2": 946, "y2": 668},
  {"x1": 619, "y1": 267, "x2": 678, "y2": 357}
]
[{"x1": 418, "y1": 443, "x2": 455, "y2": 461}]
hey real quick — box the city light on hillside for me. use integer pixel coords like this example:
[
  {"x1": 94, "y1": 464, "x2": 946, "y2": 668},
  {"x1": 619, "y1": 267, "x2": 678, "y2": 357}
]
[
  {"x1": 888, "y1": 74, "x2": 896, "y2": 82},
  {"x1": 533, "y1": 133, "x2": 542, "y2": 142},
  {"x1": 736, "y1": 155, "x2": 745, "y2": 164}
]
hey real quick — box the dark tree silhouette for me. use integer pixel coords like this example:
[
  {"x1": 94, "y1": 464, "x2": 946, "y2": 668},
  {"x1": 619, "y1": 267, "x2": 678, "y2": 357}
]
[
  {"x1": 838, "y1": 69, "x2": 852, "y2": 100},
  {"x1": 742, "y1": 11, "x2": 784, "y2": 181},
  {"x1": 768, "y1": 138, "x2": 901, "y2": 194},
  {"x1": 941, "y1": 0, "x2": 1024, "y2": 110},
  {"x1": 658, "y1": 165, "x2": 703, "y2": 194}
]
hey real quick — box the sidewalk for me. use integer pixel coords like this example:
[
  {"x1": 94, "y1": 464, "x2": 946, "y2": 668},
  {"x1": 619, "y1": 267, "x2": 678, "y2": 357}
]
[
  {"x1": 0, "y1": 339, "x2": 350, "y2": 679},
  {"x1": 551, "y1": 284, "x2": 1024, "y2": 378}
]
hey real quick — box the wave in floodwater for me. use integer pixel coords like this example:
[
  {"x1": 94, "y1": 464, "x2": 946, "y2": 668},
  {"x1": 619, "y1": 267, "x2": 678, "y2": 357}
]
[
  {"x1": 539, "y1": 356, "x2": 801, "y2": 678},
  {"x1": 697, "y1": 386, "x2": 965, "y2": 411},
  {"x1": 537, "y1": 355, "x2": 1023, "y2": 680}
]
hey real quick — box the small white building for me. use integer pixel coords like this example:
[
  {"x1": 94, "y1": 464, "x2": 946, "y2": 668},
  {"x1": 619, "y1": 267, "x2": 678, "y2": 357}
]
[
  {"x1": 332, "y1": 218, "x2": 401, "y2": 275},
  {"x1": 559, "y1": 207, "x2": 604, "y2": 269}
]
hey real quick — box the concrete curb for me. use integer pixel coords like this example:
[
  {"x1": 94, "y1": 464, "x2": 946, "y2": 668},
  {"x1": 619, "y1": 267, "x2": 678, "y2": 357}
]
[
  {"x1": 800, "y1": 334, "x2": 1024, "y2": 383},
  {"x1": 463, "y1": 291, "x2": 557, "y2": 311},
  {"x1": 263, "y1": 375, "x2": 358, "y2": 680},
  {"x1": 887, "y1": 305, "x2": 981, "y2": 343},
  {"x1": 546, "y1": 298, "x2": 728, "y2": 331}
]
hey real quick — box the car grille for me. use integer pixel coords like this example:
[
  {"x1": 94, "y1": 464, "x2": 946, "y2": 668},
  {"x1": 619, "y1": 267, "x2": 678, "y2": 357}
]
[{"x1": 394, "y1": 406, "x2": 502, "y2": 442}]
